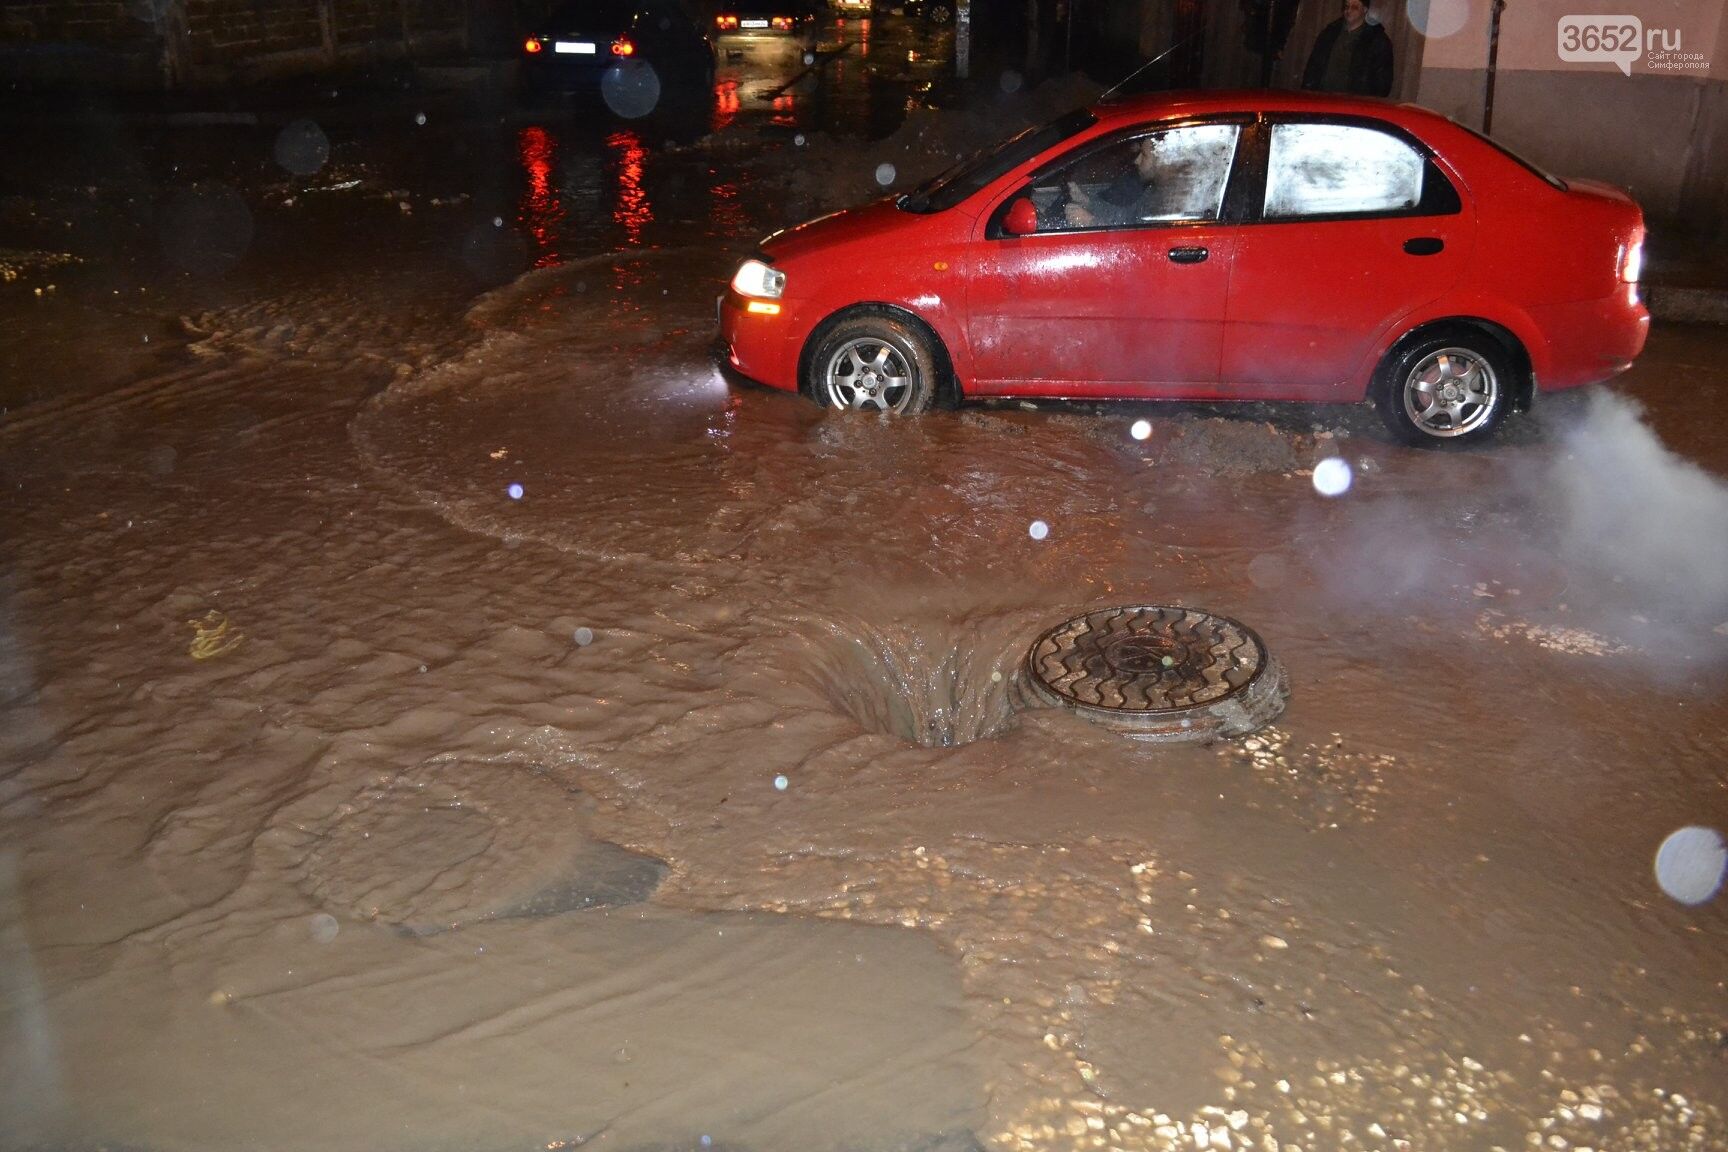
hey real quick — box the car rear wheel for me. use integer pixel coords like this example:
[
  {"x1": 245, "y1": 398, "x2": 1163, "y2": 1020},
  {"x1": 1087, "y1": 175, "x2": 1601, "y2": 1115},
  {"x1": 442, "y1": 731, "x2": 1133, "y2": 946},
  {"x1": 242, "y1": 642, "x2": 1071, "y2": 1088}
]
[
  {"x1": 806, "y1": 314, "x2": 939, "y2": 414},
  {"x1": 1375, "y1": 331, "x2": 1511, "y2": 448}
]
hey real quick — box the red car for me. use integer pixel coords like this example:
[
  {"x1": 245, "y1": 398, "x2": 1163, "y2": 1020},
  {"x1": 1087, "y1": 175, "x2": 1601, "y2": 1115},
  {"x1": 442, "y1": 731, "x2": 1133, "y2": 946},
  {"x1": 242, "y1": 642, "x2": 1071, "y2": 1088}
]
[{"x1": 719, "y1": 91, "x2": 1648, "y2": 447}]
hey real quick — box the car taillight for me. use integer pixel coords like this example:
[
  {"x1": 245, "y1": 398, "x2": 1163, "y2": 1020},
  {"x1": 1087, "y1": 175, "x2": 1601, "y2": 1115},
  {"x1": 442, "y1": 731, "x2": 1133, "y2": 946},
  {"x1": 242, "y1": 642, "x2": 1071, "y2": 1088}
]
[
  {"x1": 523, "y1": 37, "x2": 543, "y2": 53},
  {"x1": 610, "y1": 36, "x2": 635, "y2": 55},
  {"x1": 715, "y1": 14, "x2": 738, "y2": 29},
  {"x1": 1621, "y1": 234, "x2": 1644, "y2": 283},
  {"x1": 771, "y1": 15, "x2": 792, "y2": 29}
]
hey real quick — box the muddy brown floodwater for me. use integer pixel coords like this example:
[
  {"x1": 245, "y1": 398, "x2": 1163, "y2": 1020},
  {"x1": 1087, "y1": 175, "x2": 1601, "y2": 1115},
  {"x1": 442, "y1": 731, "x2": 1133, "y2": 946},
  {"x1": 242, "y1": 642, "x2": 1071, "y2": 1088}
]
[{"x1": 2, "y1": 61, "x2": 1726, "y2": 1152}]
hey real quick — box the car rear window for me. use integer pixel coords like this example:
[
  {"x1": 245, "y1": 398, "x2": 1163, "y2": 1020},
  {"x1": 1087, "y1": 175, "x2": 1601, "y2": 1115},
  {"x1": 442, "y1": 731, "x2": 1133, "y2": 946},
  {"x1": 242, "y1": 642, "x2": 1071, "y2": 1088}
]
[
  {"x1": 899, "y1": 108, "x2": 1097, "y2": 214},
  {"x1": 1452, "y1": 120, "x2": 1569, "y2": 191}
]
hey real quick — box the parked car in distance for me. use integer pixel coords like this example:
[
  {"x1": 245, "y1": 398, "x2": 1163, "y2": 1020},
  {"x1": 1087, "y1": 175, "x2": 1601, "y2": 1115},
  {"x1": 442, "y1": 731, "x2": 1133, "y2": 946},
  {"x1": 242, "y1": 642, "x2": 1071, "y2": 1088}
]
[
  {"x1": 894, "y1": 0, "x2": 953, "y2": 23},
  {"x1": 712, "y1": 0, "x2": 821, "y2": 47},
  {"x1": 521, "y1": 0, "x2": 714, "y2": 93},
  {"x1": 719, "y1": 91, "x2": 1648, "y2": 447},
  {"x1": 829, "y1": 0, "x2": 873, "y2": 15}
]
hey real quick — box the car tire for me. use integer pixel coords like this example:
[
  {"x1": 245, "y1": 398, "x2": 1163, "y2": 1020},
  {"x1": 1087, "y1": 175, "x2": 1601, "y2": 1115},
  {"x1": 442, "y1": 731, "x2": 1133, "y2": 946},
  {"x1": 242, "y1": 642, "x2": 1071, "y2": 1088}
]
[
  {"x1": 805, "y1": 312, "x2": 941, "y2": 414},
  {"x1": 927, "y1": 2, "x2": 952, "y2": 21},
  {"x1": 1374, "y1": 328, "x2": 1513, "y2": 448}
]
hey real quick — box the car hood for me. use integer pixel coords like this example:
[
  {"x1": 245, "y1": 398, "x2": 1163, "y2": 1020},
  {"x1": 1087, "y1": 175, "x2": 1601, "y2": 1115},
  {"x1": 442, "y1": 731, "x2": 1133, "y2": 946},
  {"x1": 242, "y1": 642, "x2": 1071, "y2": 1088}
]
[{"x1": 762, "y1": 199, "x2": 931, "y2": 263}]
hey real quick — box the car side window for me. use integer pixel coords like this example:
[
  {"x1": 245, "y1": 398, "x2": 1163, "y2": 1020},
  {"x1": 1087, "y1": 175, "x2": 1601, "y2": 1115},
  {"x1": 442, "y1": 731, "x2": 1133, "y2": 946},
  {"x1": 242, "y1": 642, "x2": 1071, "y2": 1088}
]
[
  {"x1": 1024, "y1": 123, "x2": 1240, "y2": 233},
  {"x1": 1263, "y1": 123, "x2": 1426, "y2": 219}
]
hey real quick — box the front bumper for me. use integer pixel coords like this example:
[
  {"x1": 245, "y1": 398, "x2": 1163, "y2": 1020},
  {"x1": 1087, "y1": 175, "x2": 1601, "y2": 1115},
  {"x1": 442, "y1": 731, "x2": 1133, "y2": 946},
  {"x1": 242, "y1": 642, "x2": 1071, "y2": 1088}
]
[{"x1": 717, "y1": 290, "x2": 803, "y2": 393}]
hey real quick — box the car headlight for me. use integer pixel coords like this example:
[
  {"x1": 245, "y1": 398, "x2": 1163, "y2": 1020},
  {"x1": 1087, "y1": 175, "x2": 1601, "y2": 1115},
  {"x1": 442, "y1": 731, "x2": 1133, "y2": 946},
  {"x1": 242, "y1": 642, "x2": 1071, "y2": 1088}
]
[{"x1": 731, "y1": 258, "x2": 786, "y2": 300}]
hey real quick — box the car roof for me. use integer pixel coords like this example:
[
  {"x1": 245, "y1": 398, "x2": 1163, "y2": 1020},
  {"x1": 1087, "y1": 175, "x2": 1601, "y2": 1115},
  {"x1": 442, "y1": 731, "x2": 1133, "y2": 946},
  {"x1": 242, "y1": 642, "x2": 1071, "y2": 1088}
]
[{"x1": 1091, "y1": 89, "x2": 1453, "y2": 134}]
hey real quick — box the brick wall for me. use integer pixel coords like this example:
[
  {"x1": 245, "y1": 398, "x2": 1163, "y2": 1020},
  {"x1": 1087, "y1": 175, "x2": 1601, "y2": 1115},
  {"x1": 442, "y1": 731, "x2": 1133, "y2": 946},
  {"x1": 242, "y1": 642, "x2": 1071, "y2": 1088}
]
[
  {"x1": 186, "y1": 0, "x2": 323, "y2": 58},
  {"x1": 1, "y1": 0, "x2": 152, "y2": 43},
  {"x1": 1, "y1": 0, "x2": 468, "y2": 85}
]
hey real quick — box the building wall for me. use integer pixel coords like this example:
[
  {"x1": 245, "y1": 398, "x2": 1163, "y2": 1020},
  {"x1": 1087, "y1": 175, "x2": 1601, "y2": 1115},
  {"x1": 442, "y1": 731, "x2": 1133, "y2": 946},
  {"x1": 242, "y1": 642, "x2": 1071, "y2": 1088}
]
[
  {"x1": 1415, "y1": 0, "x2": 1724, "y2": 224},
  {"x1": 0, "y1": 0, "x2": 467, "y2": 86}
]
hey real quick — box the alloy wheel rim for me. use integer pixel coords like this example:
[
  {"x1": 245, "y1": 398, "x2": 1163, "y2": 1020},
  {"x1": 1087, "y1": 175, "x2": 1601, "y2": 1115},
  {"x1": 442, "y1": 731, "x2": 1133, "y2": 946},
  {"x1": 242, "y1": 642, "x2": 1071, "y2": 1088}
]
[
  {"x1": 824, "y1": 337, "x2": 914, "y2": 412},
  {"x1": 1403, "y1": 347, "x2": 1498, "y2": 437}
]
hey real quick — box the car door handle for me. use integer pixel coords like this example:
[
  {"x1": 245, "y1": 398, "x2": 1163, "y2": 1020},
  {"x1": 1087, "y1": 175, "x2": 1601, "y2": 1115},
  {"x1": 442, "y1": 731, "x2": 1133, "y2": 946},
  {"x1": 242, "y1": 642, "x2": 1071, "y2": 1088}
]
[
  {"x1": 1403, "y1": 237, "x2": 1445, "y2": 256},
  {"x1": 1167, "y1": 246, "x2": 1209, "y2": 264}
]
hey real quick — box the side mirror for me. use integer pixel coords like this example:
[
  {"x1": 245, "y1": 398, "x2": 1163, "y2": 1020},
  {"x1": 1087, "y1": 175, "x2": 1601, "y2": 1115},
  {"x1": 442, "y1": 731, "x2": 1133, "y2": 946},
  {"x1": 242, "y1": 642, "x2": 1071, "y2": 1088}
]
[{"x1": 1002, "y1": 197, "x2": 1039, "y2": 237}]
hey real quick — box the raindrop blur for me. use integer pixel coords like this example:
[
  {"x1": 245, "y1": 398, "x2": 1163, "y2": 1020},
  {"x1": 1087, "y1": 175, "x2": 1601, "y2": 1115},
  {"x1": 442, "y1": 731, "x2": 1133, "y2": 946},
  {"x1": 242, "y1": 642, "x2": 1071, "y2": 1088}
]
[
  {"x1": 601, "y1": 60, "x2": 661, "y2": 119},
  {"x1": 794, "y1": 133, "x2": 806, "y2": 146},
  {"x1": 773, "y1": 775, "x2": 789, "y2": 791},
  {"x1": 1655, "y1": 826, "x2": 1727, "y2": 905},
  {"x1": 272, "y1": 118, "x2": 330, "y2": 176},
  {"x1": 309, "y1": 912, "x2": 340, "y2": 943},
  {"x1": 1130, "y1": 419, "x2": 1152, "y2": 441},
  {"x1": 999, "y1": 69, "x2": 1023, "y2": 93},
  {"x1": 803, "y1": 52, "x2": 814, "y2": 65},
  {"x1": 874, "y1": 162, "x2": 897, "y2": 186},
  {"x1": 1407, "y1": 0, "x2": 1469, "y2": 38},
  {"x1": 574, "y1": 627, "x2": 595, "y2": 647},
  {"x1": 493, "y1": 215, "x2": 503, "y2": 227},
  {"x1": 1312, "y1": 456, "x2": 1353, "y2": 497},
  {"x1": 414, "y1": 111, "x2": 427, "y2": 126},
  {"x1": 508, "y1": 483, "x2": 525, "y2": 500},
  {"x1": 1029, "y1": 520, "x2": 1049, "y2": 541}
]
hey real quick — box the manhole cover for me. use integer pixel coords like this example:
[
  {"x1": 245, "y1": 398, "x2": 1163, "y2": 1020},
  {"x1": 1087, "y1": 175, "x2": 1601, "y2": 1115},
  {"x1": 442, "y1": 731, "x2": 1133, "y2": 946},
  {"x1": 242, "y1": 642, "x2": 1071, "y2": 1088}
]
[{"x1": 1020, "y1": 606, "x2": 1288, "y2": 742}]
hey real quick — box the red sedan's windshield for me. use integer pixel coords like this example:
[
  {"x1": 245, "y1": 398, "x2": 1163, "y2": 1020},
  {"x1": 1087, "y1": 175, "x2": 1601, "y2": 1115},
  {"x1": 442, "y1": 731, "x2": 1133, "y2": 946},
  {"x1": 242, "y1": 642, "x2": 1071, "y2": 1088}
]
[{"x1": 898, "y1": 108, "x2": 1097, "y2": 214}]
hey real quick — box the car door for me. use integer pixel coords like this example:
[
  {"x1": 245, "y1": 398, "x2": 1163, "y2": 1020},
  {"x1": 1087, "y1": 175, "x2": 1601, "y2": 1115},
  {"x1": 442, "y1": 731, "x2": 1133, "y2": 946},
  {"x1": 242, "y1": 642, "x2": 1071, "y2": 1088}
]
[
  {"x1": 1220, "y1": 117, "x2": 1475, "y2": 397},
  {"x1": 964, "y1": 120, "x2": 1246, "y2": 397}
]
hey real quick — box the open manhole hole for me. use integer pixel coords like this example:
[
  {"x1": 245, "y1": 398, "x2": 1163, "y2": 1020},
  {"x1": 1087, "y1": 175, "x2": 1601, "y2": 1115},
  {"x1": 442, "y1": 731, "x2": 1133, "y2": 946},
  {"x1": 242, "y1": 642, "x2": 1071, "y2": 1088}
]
[{"x1": 1020, "y1": 606, "x2": 1287, "y2": 742}]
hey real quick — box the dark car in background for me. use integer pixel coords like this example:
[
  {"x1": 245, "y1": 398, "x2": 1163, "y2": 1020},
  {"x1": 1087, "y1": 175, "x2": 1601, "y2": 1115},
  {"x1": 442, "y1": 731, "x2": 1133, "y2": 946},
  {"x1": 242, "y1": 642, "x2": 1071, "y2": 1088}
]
[
  {"x1": 522, "y1": 0, "x2": 715, "y2": 95},
  {"x1": 894, "y1": 0, "x2": 953, "y2": 23},
  {"x1": 712, "y1": 0, "x2": 821, "y2": 48}
]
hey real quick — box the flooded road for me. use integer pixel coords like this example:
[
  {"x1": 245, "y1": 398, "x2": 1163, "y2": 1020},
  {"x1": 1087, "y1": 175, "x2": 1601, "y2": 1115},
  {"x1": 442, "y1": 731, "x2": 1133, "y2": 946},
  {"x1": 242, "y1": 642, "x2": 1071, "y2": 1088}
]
[{"x1": 2, "y1": 21, "x2": 1726, "y2": 1152}]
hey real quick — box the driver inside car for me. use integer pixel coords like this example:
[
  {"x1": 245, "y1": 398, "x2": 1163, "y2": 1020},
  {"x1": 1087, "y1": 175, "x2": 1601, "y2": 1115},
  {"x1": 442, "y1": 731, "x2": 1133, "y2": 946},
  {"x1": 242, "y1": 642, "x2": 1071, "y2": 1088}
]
[{"x1": 1064, "y1": 135, "x2": 1162, "y2": 228}]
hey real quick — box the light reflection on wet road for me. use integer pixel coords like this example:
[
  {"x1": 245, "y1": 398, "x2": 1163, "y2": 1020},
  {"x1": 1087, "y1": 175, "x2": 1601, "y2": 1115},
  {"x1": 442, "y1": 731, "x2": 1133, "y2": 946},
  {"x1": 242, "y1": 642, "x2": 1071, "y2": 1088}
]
[{"x1": 504, "y1": 13, "x2": 951, "y2": 261}]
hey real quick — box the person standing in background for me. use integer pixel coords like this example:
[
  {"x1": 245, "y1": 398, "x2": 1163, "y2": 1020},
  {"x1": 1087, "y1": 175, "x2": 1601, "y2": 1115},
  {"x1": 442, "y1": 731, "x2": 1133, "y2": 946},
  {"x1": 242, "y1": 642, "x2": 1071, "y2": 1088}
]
[{"x1": 1301, "y1": 0, "x2": 1394, "y2": 96}]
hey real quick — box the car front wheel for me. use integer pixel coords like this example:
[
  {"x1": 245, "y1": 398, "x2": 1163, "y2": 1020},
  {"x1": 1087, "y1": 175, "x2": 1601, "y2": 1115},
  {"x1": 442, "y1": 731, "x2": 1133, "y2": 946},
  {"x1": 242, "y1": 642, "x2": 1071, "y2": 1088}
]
[
  {"x1": 806, "y1": 313, "x2": 939, "y2": 414},
  {"x1": 1375, "y1": 331, "x2": 1511, "y2": 448}
]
